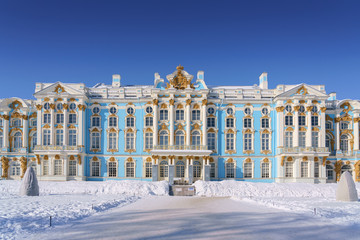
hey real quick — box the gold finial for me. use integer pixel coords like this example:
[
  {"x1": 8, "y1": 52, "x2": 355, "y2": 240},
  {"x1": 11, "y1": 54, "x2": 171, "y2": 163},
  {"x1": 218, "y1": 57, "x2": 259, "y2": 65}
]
[{"x1": 176, "y1": 65, "x2": 184, "y2": 71}]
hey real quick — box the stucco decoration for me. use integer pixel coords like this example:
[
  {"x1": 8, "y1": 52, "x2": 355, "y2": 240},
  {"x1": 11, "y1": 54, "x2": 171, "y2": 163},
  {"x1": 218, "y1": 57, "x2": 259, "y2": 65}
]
[
  {"x1": 19, "y1": 167, "x2": 39, "y2": 196},
  {"x1": 336, "y1": 171, "x2": 358, "y2": 202}
]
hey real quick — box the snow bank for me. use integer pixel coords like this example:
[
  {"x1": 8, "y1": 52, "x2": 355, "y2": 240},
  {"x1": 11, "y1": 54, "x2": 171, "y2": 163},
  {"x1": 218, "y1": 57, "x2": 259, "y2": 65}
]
[
  {"x1": 0, "y1": 180, "x2": 169, "y2": 240},
  {"x1": 194, "y1": 180, "x2": 360, "y2": 225}
]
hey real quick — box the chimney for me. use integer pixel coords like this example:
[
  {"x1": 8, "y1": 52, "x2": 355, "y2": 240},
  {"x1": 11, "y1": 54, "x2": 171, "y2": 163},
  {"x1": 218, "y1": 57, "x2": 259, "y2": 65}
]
[
  {"x1": 259, "y1": 72, "x2": 268, "y2": 89},
  {"x1": 197, "y1": 71, "x2": 204, "y2": 80},
  {"x1": 112, "y1": 74, "x2": 121, "y2": 87}
]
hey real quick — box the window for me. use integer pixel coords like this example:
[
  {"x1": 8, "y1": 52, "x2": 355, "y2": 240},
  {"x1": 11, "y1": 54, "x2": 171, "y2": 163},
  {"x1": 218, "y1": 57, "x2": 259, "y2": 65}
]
[
  {"x1": 192, "y1": 131, "x2": 201, "y2": 146},
  {"x1": 176, "y1": 161, "x2": 185, "y2": 178},
  {"x1": 109, "y1": 117, "x2": 117, "y2": 127},
  {"x1": 175, "y1": 110, "x2": 184, "y2": 121},
  {"x1": 54, "y1": 160, "x2": 62, "y2": 175},
  {"x1": 326, "y1": 165, "x2": 334, "y2": 180},
  {"x1": 145, "y1": 106, "x2": 153, "y2": 114},
  {"x1": 285, "y1": 116, "x2": 293, "y2": 126},
  {"x1": 10, "y1": 162, "x2": 20, "y2": 176},
  {"x1": 244, "y1": 133, "x2": 252, "y2": 151},
  {"x1": 160, "y1": 161, "x2": 168, "y2": 178},
  {"x1": 160, "y1": 110, "x2": 168, "y2": 121},
  {"x1": 30, "y1": 118, "x2": 37, "y2": 127},
  {"x1": 244, "y1": 162, "x2": 253, "y2": 178},
  {"x1": 226, "y1": 108, "x2": 234, "y2": 115},
  {"x1": 0, "y1": 132, "x2": 3, "y2": 148},
  {"x1": 261, "y1": 133, "x2": 270, "y2": 151},
  {"x1": 285, "y1": 105, "x2": 292, "y2": 112},
  {"x1": 43, "y1": 160, "x2": 49, "y2": 175},
  {"x1": 159, "y1": 130, "x2": 168, "y2": 146},
  {"x1": 69, "y1": 114, "x2": 77, "y2": 124},
  {"x1": 91, "y1": 132, "x2": 101, "y2": 149},
  {"x1": 244, "y1": 118, "x2": 252, "y2": 128},
  {"x1": 326, "y1": 121, "x2": 332, "y2": 129},
  {"x1": 56, "y1": 104, "x2": 63, "y2": 111},
  {"x1": 56, "y1": 114, "x2": 64, "y2": 124},
  {"x1": 284, "y1": 132, "x2": 293, "y2": 148},
  {"x1": 108, "y1": 162, "x2": 117, "y2": 177},
  {"x1": 13, "y1": 132, "x2": 22, "y2": 149},
  {"x1": 261, "y1": 118, "x2": 269, "y2": 128},
  {"x1": 210, "y1": 162, "x2": 216, "y2": 178},
  {"x1": 207, "y1": 117, "x2": 216, "y2": 128},
  {"x1": 340, "y1": 135, "x2": 349, "y2": 152},
  {"x1": 43, "y1": 130, "x2": 50, "y2": 146},
  {"x1": 145, "y1": 117, "x2": 153, "y2": 127},
  {"x1": 55, "y1": 129, "x2": 63, "y2": 146},
  {"x1": 299, "y1": 116, "x2": 306, "y2": 126},
  {"x1": 43, "y1": 114, "x2": 51, "y2": 124},
  {"x1": 299, "y1": 105, "x2": 305, "y2": 113},
  {"x1": 261, "y1": 162, "x2": 270, "y2": 178},
  {"x1": 244, "y1": 108, "x2": 251, "y2": 115},
  {"x1": 126, "y1": 107, "x2": 134, "y2": 115},
  {"x1": 299, "y1": 132, "x2": 306, "y2": 148},
  {"x1": 91, "y1": 116, "x2": 100, "y2": 127},
  {"x1": 261, "y1": 108, "x2": 269, "y2": 115},
  {"x1": 312, "y1": 106, "x2": 318, "y2": 113},
  {"x1": 226, "y1": 118, "x2": 234, "y2": 128},
  {"x1": 301, "y1": 161, "x2": 308, "y2": 178},
  {"x1": 69, "y1": 130, "x2": 77, "y2": 146},
  {"x1": 126, "y1": 132, "x2": 135, "y2": 150},
  {"x1": 126, "y1": 117, "x2": 134, "y2": 127},
  {"x1": 341, "y1": 122, "x2": 349, "y2": 130},
  {"x1": 207, "y1": 132, "x2": 216, "y2": 151},
  {"x1": 126, "y1": 161, "x2": 135, "y2": 178},
  {"x1": 12, "y1": 118, "x2": 21, "y2": 127},
  {"x1": 226, "y1": 133, "x2": 234, "y2": 151},
  {"x1": 0, "y1": 119, "x2": 2, "y2": 127},
  {"x1": 108, "y1": 132, "x2": 117, "y2": 150},
  {"x1": 110, "y1": 107, "x2": 117, "y2": 114},
  {"x1": 226, "y1": 162, "x2": 235, "y2": 178},
  {"x1": 312, "y1": 132, "x2": 319, "y2": 148},
  {"x1": 69, "y1": 103, "x2": 76, "y2": 110},
  {"x1": 314, "y1": 162, "x2": 319, "y2": 178},
  {"x1": 207, "y1": 107, "x2": 215, "y2": 115},
  {"x1": 92, "y1": 107, "x2": 100, "y2": 114},
  {"x1": 44, "y1": 103, "x2": 50, "y2": 110},
  {"x1": 326, "y1": 134, "x2": 331, "y2": 151},
  {"x1": 175, "y1": 131, "x2": 185, "y2": 146},
  {"x1": 91, "y1": 161, "x2": 100, "y2": 176},
  {"x1": 143, "y1": 132, "x2": 152, "y2": 150},
  {"x1": 311, "y1": 116, "x2": 318, "y2": 126},
  {"x1": 193, "y1": 161, "x2": 201, "y2": 178},
  {"x1": 285, "y1": 161, "x2": 293, "y2": 177},
  {"x1": 145, "y1": 162, "x2": 152, "y2": 178},
  {"x1": 192, "y1": 110, "x2": 200, "y2": 121},
  {"x1": 69, "y1": 160, "x2": 76, "y2": 176}
]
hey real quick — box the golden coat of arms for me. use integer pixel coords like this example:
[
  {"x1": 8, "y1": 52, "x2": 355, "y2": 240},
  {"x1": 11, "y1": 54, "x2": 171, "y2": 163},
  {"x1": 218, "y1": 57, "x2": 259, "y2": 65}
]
[{"x1": 166, "y1": 65, "x2": 194, "y2": 90}]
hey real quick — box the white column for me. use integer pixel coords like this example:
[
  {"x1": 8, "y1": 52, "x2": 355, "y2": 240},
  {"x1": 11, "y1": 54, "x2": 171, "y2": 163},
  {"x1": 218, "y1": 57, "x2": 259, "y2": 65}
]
[
  {"x1": 186, "y1": 100, "x2": 191, "y2": 146},
  {"x1": 22, "y1": 113, "x2": 28, "y2": 148},
  {"x1": 320, "y1": 108, "x2": 326, "y2": 148},
  {"x1": 202, "y1": 102, "x2": 207, "y2": 146},
  {"x1": 36, "y1": 106, "x2": 42, "y2": 145},
  {"x1": 63, "y1": 103, "x2": 68, "y2": 145},
  {"x1": 306, "y1": 109, "x2": 312, "y2": 147},
  {"x1": 3, "y1": 113, "x2": 9, "y2": 148},
  {"x1": 276, "y1": 108, "x2": 284, "y2": 147},
  {"x1": 48, "y1": 158, "x2": 53, "y2": 175},
  {"x1": 294, "y1": 158, "x2": 300, "y2": 178},
  {"x1": 335, "y1": 115, "x2": 340, "y2": 151},
  {"x1": 78, "y1": 104, "x2": 85, "y2": 146},
  {"x1": 354, "y1": 114, "x2": 359, "y2": 151},
  {"x1": 50, "y1": 104, "x2": 55, "y2": 145},
  {"x1": 294, "y1": 110, "x2": 299, "y2": 147},
  {"x1": 169, "y1": 100, "x2": 174, "y2": 146},
  {"x1": 153, "y1": 100, "x2": 158, "y2": 146},
  {"x1": 63, "y1": 157, "x2": 68, "y2": 177}
]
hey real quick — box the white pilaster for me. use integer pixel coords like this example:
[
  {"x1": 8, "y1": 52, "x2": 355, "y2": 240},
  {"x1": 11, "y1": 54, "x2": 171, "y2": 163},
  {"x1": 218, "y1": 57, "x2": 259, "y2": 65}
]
[
  {"x1": 294, "y1": 110, "x2": 299, "y2": 147},
  {"x1": 306, "y1": 110, "x2": 312, "y2": 147},
  {"x1": 335, "y1": 115, "x2": 340, "y2": 151},
  {"x1": 153, "y1": 100, "x2": 158, "y2": 146},
  {"x1": 354, "y1": 114, "x2": 359, "y2": 151},
  {"x1": 320, "y1": 108, "x2": 326, "y2": 148},
  {"x1": 22, "y1": 113, "x2": 28, "y2": 148},
  {"x1": 50, "y1": 105, "x2": 55, "y2": 145},
  {"x1": 78, "y1": 103, "x2": 85, "y2": 146},
  {"x1": 169, "y1": 101, "x2": 174, "y2": 146},
  {"x1": 186, "y1": 100, "x2": 191, "y2": 146},
  {"x1": 37, "y1": 107, "x2": 42, "y2": 145},
  {"x1": 63, "y1": 157, "x2": 68, "y2": 177},
  {"x1": 202, "y1": 103, "x2": 207, "y2": 146},
  {"x1": 63, "y1": 104, "x2": 68, "y2": 146},
  {"x1": 3, "y1": 112, "x2": 9, "y2": 148},
  {"x1": 277, "y1": 110, "x2": 284, "y2": 147}
]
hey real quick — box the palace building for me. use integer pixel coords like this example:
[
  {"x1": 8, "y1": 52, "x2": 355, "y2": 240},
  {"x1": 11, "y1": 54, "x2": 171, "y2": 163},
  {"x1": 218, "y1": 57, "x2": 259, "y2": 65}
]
[{"x1": 0, "y1": 65, "x2": 359, "y2": 184}]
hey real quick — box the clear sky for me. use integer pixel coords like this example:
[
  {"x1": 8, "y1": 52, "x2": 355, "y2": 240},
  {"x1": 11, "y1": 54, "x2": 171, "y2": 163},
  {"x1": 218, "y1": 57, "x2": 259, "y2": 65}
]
[{"x1": 0, "y1": 0, "x2": 359, "y2": 100}]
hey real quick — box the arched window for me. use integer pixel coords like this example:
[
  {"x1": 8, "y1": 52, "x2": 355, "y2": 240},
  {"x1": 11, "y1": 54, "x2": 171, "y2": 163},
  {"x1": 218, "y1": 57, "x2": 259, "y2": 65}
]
[
  {"x1": 175, "y1": 110, "x2": 184, "y2": 121},
  {"x1": 159, "y1": 130, "x2": 169, "y2": 146},
  {"x1": 207, "y1": 132, "x2": 216, "y2": 151},
  {"x1": 225, "y1": 161, "x2": 235, "y2": 178},
  {"x1": 340, "y1": 135, "x2": 349, "y2": 153},
  {"x1": 10, "y1": 161, "x2": 20, "y2": 176},
  {"x1": 326, "y1": 165, "x2": 334, "y2": 180},
  {"x1": 145, "y1": 116, "x2": 153, "y2": 127},
  {"x1": 191, "y1": 131, "x2": 201, "y2": 147},
  {"x1": 145, "y1": 160, "x2": 152, "y2": 178},
  {"x1": 314, "y1": 161, "x2": 319, "y2": 178},
  {"x1": 325, "y1": 134, "x2": 331, "y2": 151},
  {"x1": 126, "y1": 117, "x2": 134, "y2": 128},
  {"x1": 301, "y1": 161, "x2": 309, "y2": 178},
  {"x1": 145, "y1": 132, "x2": 153, "y2": 150},
  {"x1": 160, "y1": 109, "x2": 168, "y2": 121},
  {"x1": 159, "y1": 161, "x2": 168, "y2": 178},
  {"x1": 207, "y1": 117, "x2": 216, "y2": 128},
  {"x1": 54, "y1": 159, "x2": 63, "y2": 175},
  {"x1": 326, "y1": 121, "x2": 332, "y2": 129},
  {"x1": 285, "y1": 132, "x2": 293, "y2": 148},
  {"x1": 55, "y1": 129, "x2": 64, "y2": 146},
  {"x1": 91, "y1": 132, "x2": 101, "y2": 149},
  {"x1": 226, "y1": 118, "x2": 234, "y2": 128},
  {"x1": 285, "y1": 115, "x2": 293, "y2": 126},
  {"x1": 109, "y1": 117, "x2": 117, "y2": 127},
  {"x1": 340, "y1": 121, "x2": 349, "y2": 130},
  {"x1": 261, "y1": 133, "x2": 269, "y2": 151},
  {"x1": 126, "y1": 132, "x2": 135, "y2": 150},
  {"x1": 56, "y1": 113, "x2": 64, "y2": 124},
  {"x1": 108, "y1": 161, "x2": 117, "y2": 177},
  {"x1": 243, "y1": 162, "x2": 253, "y2": 178},
  {"x1": 13, "y1": 132, "x2": 22, "y2": 149},
  {"x1": 311, "y1": 132, "x2": 319, "y2": 148},
  {"x1": 193, "y1": 161, "x2": 201, "y2": 178},
  {"x1": 126, "y1": 160, "x2": 135, "y2": 178},
  {"x1": 68, "y1": 130, "x2": 77, "y2": 146},
  {"x1": 244, "y1": 133, "x2": 252, "y2": 151},
  {"x1": 176, "y1": 161, "x2": 185, "y2": 178},
  {"x1": 261, "y1": 162, "x2": 270, "y2": 178},
  {"x1": 31, "y1": 132, "x2": 37, "y2": 150},
  {"x1": 341, "y1": 165, "x2": 352, "y2": 176},
  {"x1": 244, "y1": 118, "x2": 252, "y2": 128},
  {"x1": 192, "y1": 110, "x2": 200, "y2": 121},
  {"x1": 285, "y1": 161, "x2": 293, "y2": 177},
  {"x1": 175, "y1": 131, "x2": 185, "y2": 146},
  {"x1": 91, "y1": 116, "x2": 100, "y2": 127},
  {"x1": 108, "y1": 132, "x2": 117, "y2": 150},
  {"x1": 11, "y1": 118, "x2": 21, "y2": 127},
  {"x1": 69, "y1": 160, "x2": 77, "y2": 176},
  {"x1": 91, "y1": 159, "x2": 100, "y2": 177},
  {"x1": 226, "y1": 133, "x2": 234, "y2": 151}
]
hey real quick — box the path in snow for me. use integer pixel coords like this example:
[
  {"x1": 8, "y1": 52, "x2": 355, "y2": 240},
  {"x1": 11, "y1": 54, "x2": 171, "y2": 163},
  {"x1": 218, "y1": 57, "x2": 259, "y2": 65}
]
[{"x1": 30, "y1": 196, "x2": 360, "y2": 240}]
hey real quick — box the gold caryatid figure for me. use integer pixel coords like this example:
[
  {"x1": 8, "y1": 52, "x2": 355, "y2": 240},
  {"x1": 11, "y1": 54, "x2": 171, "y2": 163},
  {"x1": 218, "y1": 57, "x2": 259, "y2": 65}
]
[{"x1": 166, "y1": 65, "x2": 194, "y2": 90}]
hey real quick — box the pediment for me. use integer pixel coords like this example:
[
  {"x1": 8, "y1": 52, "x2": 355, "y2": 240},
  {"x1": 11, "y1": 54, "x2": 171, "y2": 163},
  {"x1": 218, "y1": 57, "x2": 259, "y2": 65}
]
[
  {"x1": 34, "y1": 82, "x2": 84, "y2": 98},
  {"x1": 276, "y1": 84, "x2": 328, "y2": 99}
]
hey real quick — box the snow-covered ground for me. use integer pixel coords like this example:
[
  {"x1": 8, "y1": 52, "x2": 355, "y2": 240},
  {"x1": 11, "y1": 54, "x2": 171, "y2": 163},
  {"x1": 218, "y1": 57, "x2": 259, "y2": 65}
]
[
  {"x1": 194, "y1": 180, "x2": 360, "y2": 225},
  {"x1": 0, "y1": 180, "x2": 169, "y2": 240}
]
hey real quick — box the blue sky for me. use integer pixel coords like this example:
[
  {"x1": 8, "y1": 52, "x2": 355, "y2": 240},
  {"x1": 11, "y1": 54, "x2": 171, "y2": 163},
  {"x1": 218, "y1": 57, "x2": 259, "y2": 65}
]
[{"x1": 0, "y1": 0, "x2": 359, "y2": 100}]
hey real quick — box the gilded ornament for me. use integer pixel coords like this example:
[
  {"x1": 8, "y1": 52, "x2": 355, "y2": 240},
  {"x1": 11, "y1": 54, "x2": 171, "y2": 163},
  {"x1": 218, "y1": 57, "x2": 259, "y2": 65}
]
[
  {"x1": 1, "y1": 157, "x2": 9, "y2": 178},
  {"x1": 281, "y1": 156, "x2": 286, "y2": 166},
  {"x1": 78, "y1": 104, "x2": 86, "y2": 111},
  {"x1": 306, "y1": 106, "x2": 313, "y2": 112},
  {"x1": 340, "y1": 102, "x2": 352, "y2": 113},
  {"x1": 3, "y1": 115, "x2": 9, "y2": 120},
  {"x1": 169, "y1": 99, "x2": 175, "y2": 106},
  {"x1": 21, "y1": 115, "x2": 28, "y2": 120},
  {"x1": 20, "y1": 157, "x2": 27, "y2": 178},
  {"x1": 50, "y1": 103, "x2": 55, "y2": 110},
  {"x1": 54, "y1": 84, "x2": 66, "y2": 94},
  {"x1": 153, "y1": 99, "x2": 159, "y2": 106},
  {"x1": 186, "y1": 99, "x2": 192, "y2": 106},
  {"x1": 293, "y1": 106, "x2": 300, "y2": 112},
  {"x1": 63, "y1": 103, "x2": 68, "y2": 110},
  {"x1": 334, "y1": 160, "x2": 343, "y2": 181},
  {"x1": 320, "y1": 107, "x2": 327, "y2": 112},
  {"x1": 10, "y1": 100, "x2": 23, "y2": 110},
  {"x1": 354, "y1": 117, "x2": 360, "y2": 123},
  {"x1": 202, "y1": 99, "x2": 208, "y2": 106},
  {"x1": 275, "y1": 106, "x2": 284, "y2": 112},
  {"x1": 322, "y1": 157, "x2": 327, "y2": 166},
  {"x1": 166, "y1": 65, "x2": 194, "y2": 90},
  {"x1": 35, "y1": 155, "x2": 40, "y2": 164},
  {"x1": 296, "y1": 86, "x2": 309, "y2": 95}
]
